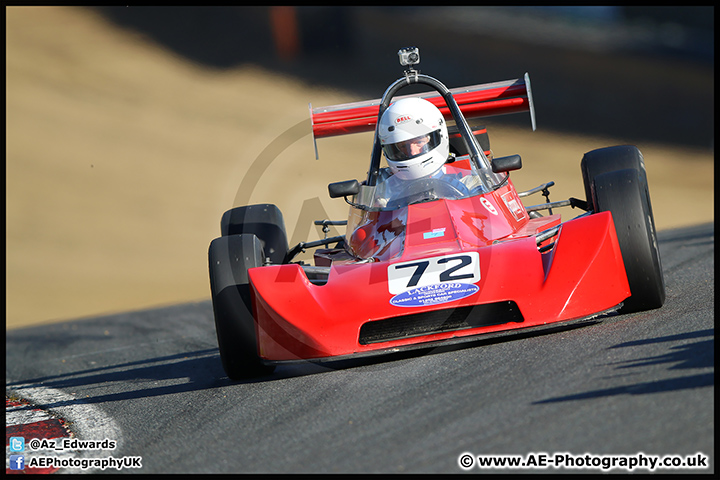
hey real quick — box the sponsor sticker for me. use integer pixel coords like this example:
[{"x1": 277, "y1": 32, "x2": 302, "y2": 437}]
[
  {"x1": 502, "y1": 191, "x2": 526, "y2": 221},
  {"x1": 423, "y1": 227, "x2": 446, "y2": 240},
  {"x1": 390, "y1": 282, "x2": 480, "y2": 307},
  {"x1": 481, "y1": 197, "x2": 498, "y2": 215}
]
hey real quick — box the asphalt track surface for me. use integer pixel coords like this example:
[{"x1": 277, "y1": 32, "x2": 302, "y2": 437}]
[{"x1": 6, "y1": 222, "x2": 714, "y2": 474}]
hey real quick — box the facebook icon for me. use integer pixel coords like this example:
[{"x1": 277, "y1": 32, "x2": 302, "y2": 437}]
[{"x1": 9, "y1": 455, "x2": 25, "y2": 471}]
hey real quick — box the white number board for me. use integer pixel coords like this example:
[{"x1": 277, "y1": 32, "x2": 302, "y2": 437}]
[{"x1": 387, "y1": 252, "x2": 481, "y2": 295}]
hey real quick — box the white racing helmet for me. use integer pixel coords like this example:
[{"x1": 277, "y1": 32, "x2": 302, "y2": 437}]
[{"x1": 378, "y1": 97, "x2": 449, "y2": 181}]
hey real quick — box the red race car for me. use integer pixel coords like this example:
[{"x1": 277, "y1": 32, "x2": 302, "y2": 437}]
[{"x1": 209, "y1": 47, "x2": 665, "y2": 380}]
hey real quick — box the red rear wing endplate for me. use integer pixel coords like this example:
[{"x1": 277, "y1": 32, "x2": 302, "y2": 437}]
[{"x1": 310, "y1": 73, "x2": 536, "y2": 140}]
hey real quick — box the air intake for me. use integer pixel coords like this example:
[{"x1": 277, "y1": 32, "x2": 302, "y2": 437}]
[{"x1": 359, "y1": 301, "x2": 523, "y2": 345}]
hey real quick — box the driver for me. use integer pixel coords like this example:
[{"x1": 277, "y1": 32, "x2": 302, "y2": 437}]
[{"x1": 374, "y1": 97, "x2": 469, "y2": 208}]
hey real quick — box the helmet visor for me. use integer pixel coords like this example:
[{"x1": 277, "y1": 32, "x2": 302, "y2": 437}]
[{"x1": 383, "y1": 130, "x2": 442, "y2": 162}]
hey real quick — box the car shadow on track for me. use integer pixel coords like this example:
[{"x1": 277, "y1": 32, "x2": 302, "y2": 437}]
[
  {"x1": 9, "y1": 316, "x2": 711, "y2": 409},
  {"x1": 254, "y1": 318, "x2": 608, "y2": 383},
  {"x1": 7, "y1": 319, "x2": 605, "y2": 409},
  {"x1": 6, "y1": 348, "x2": 229, "y2": 409},
  {"x1": 532, "y1": 328, "x2": 714, "y2": 404}
]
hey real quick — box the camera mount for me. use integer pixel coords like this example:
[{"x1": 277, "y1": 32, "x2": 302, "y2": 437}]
[{"x1": 398, "y1": 47, "x2": 420, "y2": 78}]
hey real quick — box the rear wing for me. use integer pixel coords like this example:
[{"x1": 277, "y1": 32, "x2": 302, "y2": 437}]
[{"x1": 310, "y1": 73, "x2": 536, "y2": 144}]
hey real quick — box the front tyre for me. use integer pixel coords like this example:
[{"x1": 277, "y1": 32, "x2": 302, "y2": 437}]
[
  {"x1": 208, "y1": 234, "x2": 276, "y2": 380},
  {"x1": 592, "y1": 168, "x2": 665, "y2": 313},
  {"x1": 581, "y1": 145, "x2": 648, "y2": 212},
  {"x1": 220, "y1": 204, "x2": 289, "y2": 265}
]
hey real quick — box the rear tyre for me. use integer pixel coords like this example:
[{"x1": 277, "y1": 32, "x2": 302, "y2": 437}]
[
  {"x1": 592, "y1": 168, "x2": 665, "y2": 313},
  {"x1": 209, "y1": 234, "x2": 276, "y2": 380},
  {"x1": 220, "y1": 204, "x2": 289, "y2": 265}
]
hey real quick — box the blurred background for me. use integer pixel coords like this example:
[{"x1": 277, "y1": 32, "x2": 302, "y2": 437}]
[
  {"x1": 6, "y1": 6, "x2": 713, "y2": 329},
  {"x1": 93, "y1": 6, "x2": 713, "y2": 147}
]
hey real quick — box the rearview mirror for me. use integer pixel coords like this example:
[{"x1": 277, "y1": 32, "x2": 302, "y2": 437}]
[
  {"x1": 328, "y1": 180, "x2": 360, "y2": 198},
  {"x1": 491, "y1": 154, "x2": 522, "y2": 173}
]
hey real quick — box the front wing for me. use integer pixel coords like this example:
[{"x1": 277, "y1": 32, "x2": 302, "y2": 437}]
[{"x1": 249, "y1": 212, "x2": 629, "y2": 362}]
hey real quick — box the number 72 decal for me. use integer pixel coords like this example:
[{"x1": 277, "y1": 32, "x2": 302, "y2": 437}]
[{"x1": 387, "y1": 252, "x2": 480, "y2": 295}]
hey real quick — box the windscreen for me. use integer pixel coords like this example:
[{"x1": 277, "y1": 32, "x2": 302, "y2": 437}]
[{"x1": 355, "y1": 156, "x2": 504, "y2": 212}]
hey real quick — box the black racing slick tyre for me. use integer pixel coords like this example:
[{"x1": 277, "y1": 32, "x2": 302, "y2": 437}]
[
  {"x1": 208, "y1": 234, "x2": 275, "y2": 380},
  {"x1": 220, "y1": 204, "x2": 289, "y2": 265},
  {"x1": 581, "y1": 145, "x2": 648, "y2": 213},
  {"x1": 592, "y1": 168, "x2": 665, "y2": 314}
]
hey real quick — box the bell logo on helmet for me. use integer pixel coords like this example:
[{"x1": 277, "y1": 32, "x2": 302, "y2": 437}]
[{"x1": 395, "y1": 115, "x2": 412, "y2": 124}]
